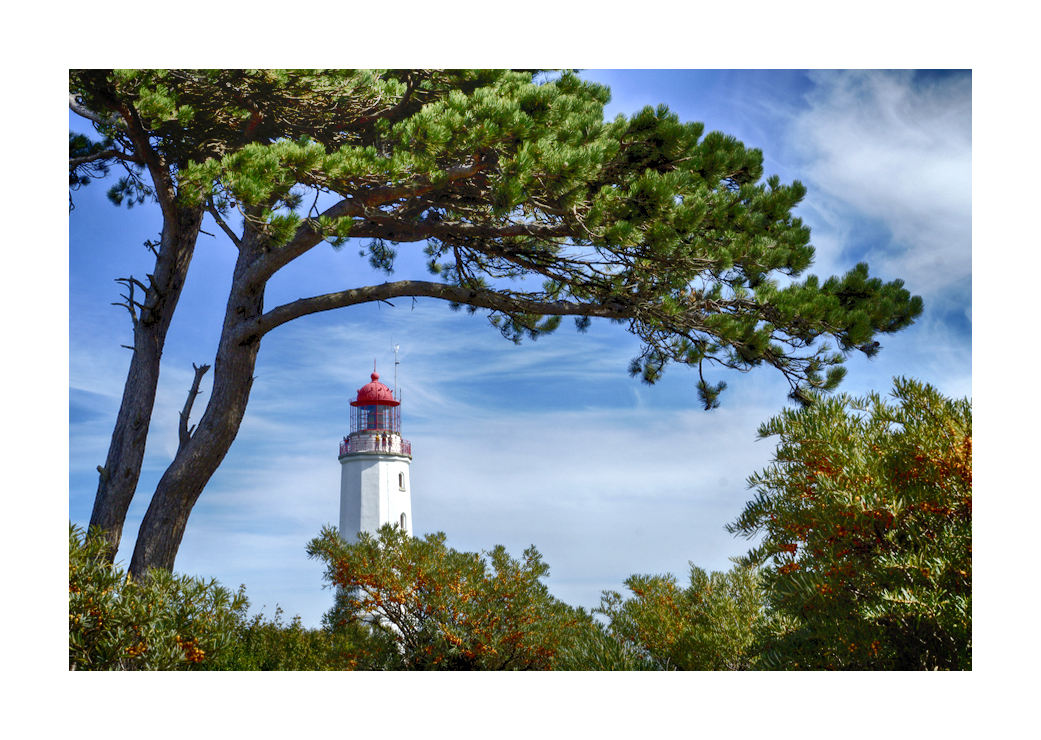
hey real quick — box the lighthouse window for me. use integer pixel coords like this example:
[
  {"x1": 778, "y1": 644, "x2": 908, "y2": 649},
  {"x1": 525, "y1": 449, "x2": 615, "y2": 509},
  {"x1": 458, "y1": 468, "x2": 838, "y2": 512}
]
[
  {"x1": 398, "y1": 472, "x2": 405, "y2": 490},
  {"x1": 400, "y1": 513, "x2": 407, "y2": 530}
]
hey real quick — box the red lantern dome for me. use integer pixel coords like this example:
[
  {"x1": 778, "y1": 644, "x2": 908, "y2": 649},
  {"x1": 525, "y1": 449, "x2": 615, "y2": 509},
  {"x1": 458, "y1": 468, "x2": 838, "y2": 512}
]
[{"x1": 351, "y1": 372, "x2": 399, "y2": 407}]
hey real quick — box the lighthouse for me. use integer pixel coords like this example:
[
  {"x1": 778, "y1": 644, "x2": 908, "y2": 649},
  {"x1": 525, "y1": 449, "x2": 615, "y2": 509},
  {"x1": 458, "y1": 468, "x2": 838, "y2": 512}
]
[{"x1": 338, "y1": 369, "x2": 413, "y2": 543}]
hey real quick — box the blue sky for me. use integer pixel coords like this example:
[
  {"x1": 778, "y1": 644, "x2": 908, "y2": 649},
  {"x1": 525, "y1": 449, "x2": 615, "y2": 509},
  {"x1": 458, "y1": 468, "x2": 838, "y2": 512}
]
[{"x1": 68, "y1": 70, "x2": 972, "y2": 628}]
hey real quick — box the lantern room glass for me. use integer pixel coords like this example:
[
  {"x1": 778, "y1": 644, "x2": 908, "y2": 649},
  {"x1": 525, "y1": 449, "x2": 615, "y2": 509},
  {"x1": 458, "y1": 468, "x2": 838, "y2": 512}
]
[{"x1": 351, "y1": 404, "x2": 401, "y2": 434}]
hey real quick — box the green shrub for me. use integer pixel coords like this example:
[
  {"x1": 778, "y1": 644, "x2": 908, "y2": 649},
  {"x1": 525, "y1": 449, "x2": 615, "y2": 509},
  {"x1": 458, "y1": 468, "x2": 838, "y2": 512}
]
[
  {"x1": 729, "y1": 378, "x2": 972, "y2": 669},
  {"x1": 69, "y1": 523, "x2": 247, "y2": 670},
  {"x1": 308, "y1": 525, "x2": 587, "y2": 670},
  {"x1": 211, "y1": 604, "x2": 397, "y2": 671},
  {"x1": 594, "y1": 563, "x2": 765, "y2": 670},
  {"x1": 552, "y1": 617, "x2": 660, "y2": 671}
]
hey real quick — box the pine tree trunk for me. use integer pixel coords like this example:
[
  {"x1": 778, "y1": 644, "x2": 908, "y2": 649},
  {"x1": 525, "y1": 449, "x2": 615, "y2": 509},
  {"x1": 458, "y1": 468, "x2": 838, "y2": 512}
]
[
  {"x1": 88, "y1": 206, "x2": 203, "y2": 557},
  {"x1": 128, "y1": 243, "x2": 266, "y2": 578}
]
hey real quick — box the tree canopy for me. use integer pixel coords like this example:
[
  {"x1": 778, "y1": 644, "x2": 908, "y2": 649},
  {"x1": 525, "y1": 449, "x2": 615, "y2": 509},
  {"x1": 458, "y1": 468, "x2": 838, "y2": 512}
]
[{"x1": 69, "y1": 69, "x2": 923, "y2": 577}]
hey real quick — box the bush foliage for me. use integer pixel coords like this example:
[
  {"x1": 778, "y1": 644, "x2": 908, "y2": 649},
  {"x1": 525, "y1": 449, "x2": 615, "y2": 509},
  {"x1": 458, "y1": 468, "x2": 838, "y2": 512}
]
[
  {"x1": 69, "y1": 524, "x2": 246, "y2": 670},
  {"x1": 209, "y1": 604, "x2": 399, "y2": 671},
  {"x1": 728, "y1": 377, "x2": 971, "y2": 669},
  {"x1": 307, "y1": 525, "x2": 589, "y2": 670},
  {"x1": 595, "y1": 563, "x2": 765, "y2": 670}
]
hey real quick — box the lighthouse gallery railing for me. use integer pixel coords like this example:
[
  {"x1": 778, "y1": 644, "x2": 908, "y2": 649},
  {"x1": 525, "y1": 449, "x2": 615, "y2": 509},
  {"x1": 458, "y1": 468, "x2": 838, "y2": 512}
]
[{"x1": 340, "y1": 435, "x2": 412, "y2": 457}]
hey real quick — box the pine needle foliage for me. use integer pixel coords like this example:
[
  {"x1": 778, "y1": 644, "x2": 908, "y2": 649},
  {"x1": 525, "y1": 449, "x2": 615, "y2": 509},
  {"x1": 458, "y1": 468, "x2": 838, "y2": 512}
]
[
  {"x1": 70, "y1": 69, "x2": 922, "y2": 408},
  {"x1": 728, "y1": 378, "x2": 972, "y2": 670}
]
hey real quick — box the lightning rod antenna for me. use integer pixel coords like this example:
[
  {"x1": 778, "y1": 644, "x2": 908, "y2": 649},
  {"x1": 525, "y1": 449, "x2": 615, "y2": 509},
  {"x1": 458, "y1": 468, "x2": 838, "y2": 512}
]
[{"x1": 394, "y1": 344, "x2": 400, "y2": 401}]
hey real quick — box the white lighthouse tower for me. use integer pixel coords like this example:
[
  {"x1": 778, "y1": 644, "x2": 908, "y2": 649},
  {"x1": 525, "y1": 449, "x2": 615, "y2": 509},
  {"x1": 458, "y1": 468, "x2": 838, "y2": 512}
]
[{"x1": 338, "y1": 368, "x2": 413, "y2": 542}]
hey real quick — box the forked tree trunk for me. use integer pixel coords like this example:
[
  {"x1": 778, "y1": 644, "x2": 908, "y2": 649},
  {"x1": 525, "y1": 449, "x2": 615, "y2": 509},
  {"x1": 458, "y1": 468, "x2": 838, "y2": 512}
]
[
  {"x1": 128, "y1": 245, "x2": 266, "y2": 579},
  {"x1": 88, "y1": 205, "x2": 203, "y2": 558}
]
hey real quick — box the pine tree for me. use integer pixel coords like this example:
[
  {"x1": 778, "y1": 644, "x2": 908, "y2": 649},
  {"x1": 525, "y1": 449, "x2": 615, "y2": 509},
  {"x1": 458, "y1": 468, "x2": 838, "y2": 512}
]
[{"x1": 70, "y1": 70, "x2": 923, "y2": 576}]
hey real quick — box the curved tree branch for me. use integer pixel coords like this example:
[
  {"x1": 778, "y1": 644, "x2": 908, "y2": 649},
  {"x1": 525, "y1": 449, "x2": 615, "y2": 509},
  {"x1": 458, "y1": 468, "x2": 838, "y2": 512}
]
[
  {"x1": 69, "y1": 92, "x2": 121, "y2": 127},
  {"x1": 246, "y1": 280, "x2": 634, "y2": 341},
  {"x1": 116, "y1": 101, "x2": 179, "y2": 224},
  {"x1": 69, "y1": 149, "x2": 143, "y2": 168},
  {"x1": 245, "y1": 160, "x2": 496, "y2": 287}
]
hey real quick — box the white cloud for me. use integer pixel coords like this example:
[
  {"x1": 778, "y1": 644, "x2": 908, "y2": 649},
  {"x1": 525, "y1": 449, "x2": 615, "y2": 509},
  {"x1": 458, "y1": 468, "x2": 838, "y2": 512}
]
[
  {"x1": 412, "y1": 400, "x2": 777, "y2": 607},
  {"x1": 788, "y1": 71, "x2": 972, "y2": 309}
]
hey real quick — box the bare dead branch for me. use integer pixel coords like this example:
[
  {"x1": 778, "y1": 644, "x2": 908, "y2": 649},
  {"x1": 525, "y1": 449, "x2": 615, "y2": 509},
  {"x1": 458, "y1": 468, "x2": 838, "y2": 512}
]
[
  {"x1": 205, "y1": 204, "x2": 243, "y2": 249},
  {"x1": 178, "y1": 362, "x2": 212, "y2": 452},
  {"x1": 112, "y1": 276, "x2": 143, "y2": 329}
]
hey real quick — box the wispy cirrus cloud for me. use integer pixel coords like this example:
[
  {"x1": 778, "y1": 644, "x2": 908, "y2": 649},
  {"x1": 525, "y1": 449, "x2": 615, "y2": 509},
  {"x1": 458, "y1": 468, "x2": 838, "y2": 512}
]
[{"x1": 787, "y1": 70, "x2": 971, "y2": 312}]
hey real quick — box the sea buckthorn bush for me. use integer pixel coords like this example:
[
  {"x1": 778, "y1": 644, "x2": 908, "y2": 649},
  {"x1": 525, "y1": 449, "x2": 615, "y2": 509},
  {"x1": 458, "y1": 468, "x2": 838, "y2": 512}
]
[
  {"x1": 728, "y1": 378, "x2": 971, "y2": 670},
  {"x1": 69, "y1": 524, "x2": 247, "y2": 670}
]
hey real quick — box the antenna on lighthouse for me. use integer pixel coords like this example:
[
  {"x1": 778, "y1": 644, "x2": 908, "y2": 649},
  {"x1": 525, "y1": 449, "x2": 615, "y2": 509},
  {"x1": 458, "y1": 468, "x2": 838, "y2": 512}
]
[{"x1": 394, "y1": 344, "x2": 400, "y2": 401}]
